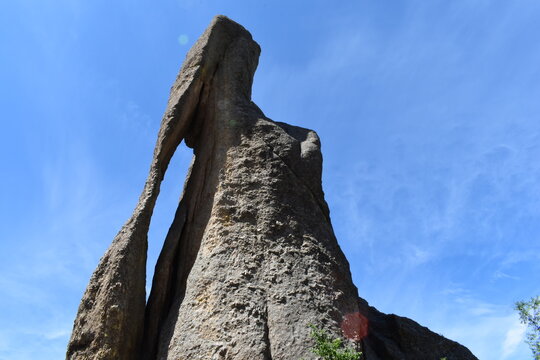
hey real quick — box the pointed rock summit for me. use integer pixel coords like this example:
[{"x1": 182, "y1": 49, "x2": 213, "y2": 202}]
[{"x1": 67, "y1": 16, "x2": 477, "y2": 360}]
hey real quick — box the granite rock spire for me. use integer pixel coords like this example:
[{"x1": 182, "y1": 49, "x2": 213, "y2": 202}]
[{"x1": 67, "y1": 15, "x2": 477, "y2": 360}]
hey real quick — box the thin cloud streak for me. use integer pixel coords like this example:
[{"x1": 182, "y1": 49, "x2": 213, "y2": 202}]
[{"x1": 502, "y1": 317, "x2": 527, "y2": 359}]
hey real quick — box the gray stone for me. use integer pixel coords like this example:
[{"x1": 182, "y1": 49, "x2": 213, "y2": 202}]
[
  {"x1": 67, "y1": 15, "x2": 478, "y2": 360},
  {"x1": 358, "y1": 298, "x2": 477, "y2": 359}
]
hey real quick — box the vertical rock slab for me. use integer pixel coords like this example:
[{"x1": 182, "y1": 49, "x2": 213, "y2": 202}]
[
  {"x1": 141, "y1": 17, "x2": 262, "y2": 360},
  {"x1": 141, "y1": 16, "x2": 477, "y2": 360},
  {"x1": 142, "y1": 16, "x2": 359, "y2": 360},
  {"x1": 66, "y1": 15, "x2": 236, "y2": 360},
  {"x1": 68, "y1": 15, "x2": 478, "y2": 360}
]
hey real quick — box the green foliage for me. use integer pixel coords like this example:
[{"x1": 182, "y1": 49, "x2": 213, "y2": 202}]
[
  {"x1": 515, "y1": 296, "x2": 540, "y2": 360},
  {"x1": 308, "y1": 325, "x2": 362, "y2": 360}
]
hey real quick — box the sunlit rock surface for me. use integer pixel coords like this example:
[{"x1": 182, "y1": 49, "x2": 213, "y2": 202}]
[{"x1": 67, "y1": 15, "x2": 478, "y2": 360}]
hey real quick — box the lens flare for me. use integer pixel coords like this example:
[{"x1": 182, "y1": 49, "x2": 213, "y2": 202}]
[
  {"x1": 178, "y1": 34, "x2": 189, "y2": 45},
  {"x1": 341, "y1": 312, "x2": 369, "y2": 341}
]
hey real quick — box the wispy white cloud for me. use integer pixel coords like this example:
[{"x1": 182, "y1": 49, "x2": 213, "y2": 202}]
[
  {"x1": 43, "y1": 328, "x2": 71, "y2": 341},
  {"x1": 440, "y1": 312, "x2": 528, "y2": 360},
  {"x1": 0, "y1": 128, "x2": 134, "y2": 360},
  {"x1": 118, "y1": 100, "x2": 153, "y2": 137},
  {"x1": 502, "y1": 316, "x2": 527, "y2": 359},
  {"x1": 429, "y1": 290, "x2": 530, "y2": 359},
  {"x1": 492, "y1": 270, "x2": 519, "y2": 282}
]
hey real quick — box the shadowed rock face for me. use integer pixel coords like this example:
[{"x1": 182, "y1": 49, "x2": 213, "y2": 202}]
[{"x1": 67, "y1": 15, "x2": 478, "y2": 360}]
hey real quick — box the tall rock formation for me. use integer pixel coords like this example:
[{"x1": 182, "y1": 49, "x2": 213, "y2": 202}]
[{"x1": 67, "y1": 16, "x2": 478, "y2": 360}]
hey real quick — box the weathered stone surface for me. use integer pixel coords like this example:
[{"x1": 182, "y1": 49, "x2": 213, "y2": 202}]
[
  {"x1": 66, "y1": 14, "x2": 224, "y2": 360},
  {"x1": 358, "y1": 298, "x2": 477, "y2": 360},
  {"x1": 68, "y1": 15, "x2": 478, "y2": 360}
]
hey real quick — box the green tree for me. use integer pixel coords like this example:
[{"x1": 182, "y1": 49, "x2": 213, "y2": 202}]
[
  {"x1": 308, "y1": 325, "x2": 362, "y2": 360},
  {"x1": 515, "y1": 296, "x2": 540, "y2": 360}
]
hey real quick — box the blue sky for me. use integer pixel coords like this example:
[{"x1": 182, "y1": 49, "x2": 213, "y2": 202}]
[{"x1": 1, "y1": 1, "x2": 540, "y2": 359}]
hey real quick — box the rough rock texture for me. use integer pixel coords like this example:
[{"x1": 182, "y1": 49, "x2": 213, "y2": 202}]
[
  {"x1": 357, "y1": 299, "x2": 477, "y2": 360},
  {"x1": 67, "y1": 15, "x2": 478, "y2": 360}
]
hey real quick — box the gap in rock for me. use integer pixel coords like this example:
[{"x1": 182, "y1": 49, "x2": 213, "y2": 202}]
[{"x1": 145, "y1": 142, "x2": 193, "y2": 299}]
